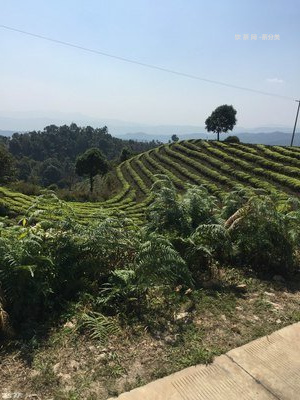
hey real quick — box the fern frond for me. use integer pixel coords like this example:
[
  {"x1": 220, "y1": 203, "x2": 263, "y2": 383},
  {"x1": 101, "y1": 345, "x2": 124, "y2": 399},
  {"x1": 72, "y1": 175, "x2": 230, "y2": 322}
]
[
  {"x1": 81, "y1": 312, "x2": 120, "y2": 344},
  {"x1": 135, "y1": 232, "x2": 192, "y2": 286}
]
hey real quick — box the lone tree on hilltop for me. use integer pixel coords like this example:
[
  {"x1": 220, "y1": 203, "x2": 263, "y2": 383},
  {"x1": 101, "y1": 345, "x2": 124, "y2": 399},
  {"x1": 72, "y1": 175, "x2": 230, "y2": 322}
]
[
  {"x1": 205, "y1": 105, "x2": 237, "y2": 141},
  {"x1": 171, "y1": 134, "x2": 179, "y2": 142},
  {"x1": 75, "y1": 148, "x2": 109, "y2": 193}
]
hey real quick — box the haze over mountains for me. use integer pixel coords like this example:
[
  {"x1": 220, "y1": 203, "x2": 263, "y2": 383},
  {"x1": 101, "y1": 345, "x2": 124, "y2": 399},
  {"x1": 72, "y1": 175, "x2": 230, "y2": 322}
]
[{"x1": 0, "y1": 111, "x2": 298, "y2": 146}]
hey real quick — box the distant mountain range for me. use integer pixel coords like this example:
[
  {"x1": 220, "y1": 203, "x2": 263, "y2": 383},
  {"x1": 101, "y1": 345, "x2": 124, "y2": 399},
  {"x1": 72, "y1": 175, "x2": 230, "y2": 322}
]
[
  {"x1": 112, "y1": 131, "x2": 298, "y2": 146},
  {"x1": 0, "y1": 112, "x2": 298, "y2": 146},
  {"x1": 0, "y1": 130, "x2": 15, "y2": 137}
]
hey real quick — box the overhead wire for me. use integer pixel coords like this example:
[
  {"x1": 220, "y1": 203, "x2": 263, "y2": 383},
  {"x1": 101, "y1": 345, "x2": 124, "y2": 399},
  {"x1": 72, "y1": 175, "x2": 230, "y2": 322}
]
[{"x1": 0, "y1": 24, "x2": 296, "y2": 102}]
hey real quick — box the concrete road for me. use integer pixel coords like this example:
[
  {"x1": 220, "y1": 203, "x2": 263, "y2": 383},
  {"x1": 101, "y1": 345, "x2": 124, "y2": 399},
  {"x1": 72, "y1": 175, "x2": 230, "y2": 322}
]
[{"x1": 109, "y1": 322, "x2": 300, "y2": 400}]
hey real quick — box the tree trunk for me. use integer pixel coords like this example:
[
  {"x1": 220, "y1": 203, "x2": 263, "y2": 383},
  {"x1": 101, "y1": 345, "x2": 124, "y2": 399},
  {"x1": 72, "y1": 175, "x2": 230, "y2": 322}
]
[
  {"x1": 217, "y1": 132, "x2": 220, "y2": 141},
  {"x1": 90, "y1": 174, "x2": 94, "y2": 193}
]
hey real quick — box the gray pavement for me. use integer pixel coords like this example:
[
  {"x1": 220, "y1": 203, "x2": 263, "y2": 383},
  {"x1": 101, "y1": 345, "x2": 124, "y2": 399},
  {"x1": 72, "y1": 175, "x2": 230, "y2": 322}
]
[{"x1": 109, "y1": 322, "x2": 300, "y2": 400}]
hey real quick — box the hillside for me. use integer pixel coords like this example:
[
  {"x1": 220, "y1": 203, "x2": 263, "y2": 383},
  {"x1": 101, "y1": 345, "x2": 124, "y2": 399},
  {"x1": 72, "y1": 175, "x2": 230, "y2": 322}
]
[
  {"x1": 3, "y1": 124, "x2": 160, "y2": 189},
  {"x1": 1, "y1": 140, "x2": 300, "y2": 399},
  {"x1": 115, "y1": 139, "x2": 300, "y2": 200},
  {"x1": 1, "y1": 140, "x2": 300, "y2": 223}
]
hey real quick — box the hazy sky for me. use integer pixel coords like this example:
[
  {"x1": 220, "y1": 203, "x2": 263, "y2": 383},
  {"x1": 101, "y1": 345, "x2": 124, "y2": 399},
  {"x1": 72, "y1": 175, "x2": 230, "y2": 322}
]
[{"x1": 1, "y1": 0, "x2": 299, "y2": 129}]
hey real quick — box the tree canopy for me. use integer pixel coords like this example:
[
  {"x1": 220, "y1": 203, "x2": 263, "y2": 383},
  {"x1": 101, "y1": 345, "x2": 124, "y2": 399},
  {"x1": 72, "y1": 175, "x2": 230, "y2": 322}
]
[
  {"x1": 119, "y1": 147, "x2": 132, "y2": 162},
  {"x1": 205, "y1": 105, "x2": 237, "y2": 141},
  {"x1": 5, "y1": 124, "x2": 159, "y2": 188},
  {"x1": 75, "y1": 148, "x2": 109, "y2": 192},
  {"x1": 0, "y1": 145, "x2": 15, "y2": 183}
]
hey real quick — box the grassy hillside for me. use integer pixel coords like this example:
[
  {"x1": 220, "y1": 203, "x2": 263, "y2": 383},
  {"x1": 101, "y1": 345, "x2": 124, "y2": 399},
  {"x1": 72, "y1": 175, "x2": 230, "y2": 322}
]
[
  {"x1": 1, "y1": 140, "x2": 300, "y2": 224},
  {"x1": 1, "y1": 140, "x2": 300, "y2": 399},
  {"x1": 123, "y1": 139, "x2": 300, "y2": 199}
]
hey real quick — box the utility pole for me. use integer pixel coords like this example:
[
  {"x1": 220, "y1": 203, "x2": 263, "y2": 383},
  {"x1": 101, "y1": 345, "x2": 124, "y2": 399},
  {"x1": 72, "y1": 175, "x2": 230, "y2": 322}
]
[{"x1": 290, "y1": 100, "x2": 300, "y2": 147}]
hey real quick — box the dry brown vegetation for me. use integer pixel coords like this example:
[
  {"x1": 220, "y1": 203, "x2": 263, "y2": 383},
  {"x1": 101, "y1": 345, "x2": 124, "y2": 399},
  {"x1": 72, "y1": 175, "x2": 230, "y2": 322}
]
[{"x1": 1, "y1": 269, "x2": 299, "y2": 400}]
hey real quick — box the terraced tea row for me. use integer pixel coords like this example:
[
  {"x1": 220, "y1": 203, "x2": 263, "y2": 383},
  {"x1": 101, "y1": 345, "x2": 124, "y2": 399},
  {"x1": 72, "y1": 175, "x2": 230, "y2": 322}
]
[
  {"x1": 134, "y1": 140, "x2": 300, "y2": 200},
  {"x1": 1, "y1": 140, "x2": 300, "y2": 223}
]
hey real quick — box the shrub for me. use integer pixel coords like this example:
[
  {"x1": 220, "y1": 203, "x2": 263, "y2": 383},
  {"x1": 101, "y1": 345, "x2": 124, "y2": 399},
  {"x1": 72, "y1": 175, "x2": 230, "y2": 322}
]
[
  {"x1": 0, "y1": 224, "x2": 57, "y2": 323},
  {"x1": 1, "y1": 183, "x2": 300, "y2": 336},
  {"x1": 224, "y1": 135, "x2": 240, "y2": 143},
  {"x1": 147, "y1": 175, "x2": 190, "y2": 235},
  {"x1": 147, "y1": 177, "x2": 219, "y2": 236},
  {"x1": 227, "y1": 196, "x2": 300, "y2": 274},
  {"x1": 8, "y1": 181, "x2": 43, "y2": 196}
]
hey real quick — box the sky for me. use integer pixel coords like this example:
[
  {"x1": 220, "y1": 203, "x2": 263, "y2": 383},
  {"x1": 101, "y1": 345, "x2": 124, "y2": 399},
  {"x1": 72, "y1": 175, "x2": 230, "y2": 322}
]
[{"x1": 0, "y1": 0, "x2": 299, "y2": 131}]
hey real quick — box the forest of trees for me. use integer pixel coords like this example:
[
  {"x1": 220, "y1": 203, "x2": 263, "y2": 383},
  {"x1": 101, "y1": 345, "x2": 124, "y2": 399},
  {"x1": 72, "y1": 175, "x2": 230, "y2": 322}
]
[{"x1": 0, "y1": 123, "x2": 160, "y2": 190}]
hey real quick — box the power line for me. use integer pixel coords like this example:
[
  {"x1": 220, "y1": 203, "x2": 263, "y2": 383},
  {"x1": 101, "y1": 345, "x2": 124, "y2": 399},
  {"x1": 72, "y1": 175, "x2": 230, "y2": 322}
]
[
  {"x1": 290, "y1": 100, "x2": 300, "y2": 146},
  {"x1": 0, "y1": 23, "x2": 296, "y2": 102}
]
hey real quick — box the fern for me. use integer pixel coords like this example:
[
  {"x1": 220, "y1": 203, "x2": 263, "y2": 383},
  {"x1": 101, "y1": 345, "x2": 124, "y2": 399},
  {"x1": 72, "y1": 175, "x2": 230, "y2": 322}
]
[
  {"x1": 227, "y1": 195, "x2": 299, "y2": 272},
  {"x1": 80, "y1": 311, "x2": 120, "y2": 344},
  {"x1": 98, "y1": 269, "x2": 139, "y2": 305},
  {"x1": 135, "y1": 232, "x2": 193, "y2": 286}
]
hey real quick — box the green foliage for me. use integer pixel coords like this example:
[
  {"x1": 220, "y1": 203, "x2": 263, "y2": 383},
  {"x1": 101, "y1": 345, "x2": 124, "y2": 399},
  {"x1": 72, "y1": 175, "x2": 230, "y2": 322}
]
[
  {"x1": 205, "y1": 105, "x2": 237, "y2": 141},
  {"x1": 135, "y1": 232, "x2": 192, "y2": 286},
  {"x1": 190, "y1": 223, "x2": 231, "y2": 264},
  {"x1": 79, "y1": 217, "x2": 138, "y2": 278},
  {"x1": 80, "y1": 312, "x2": 120, "y2": 344},
  {"x1": 8, "y1": 181, "x2": 43, "y2": 196},
  {"x1": 224, "y1": 135, "x2": 240, "y2": 143},
  {"x1": 40, "y1": 160, "x2": 62, "y2": 186},
  {"x1": 0, "y1": 189, "x2": 195, "y2": 333},
  {"x1": 227, "y1": 195, "x2": 300, "y2": 273},
  {"x1": 8, "y1": 124, "x2": 159, "y2": 189},
  {"x1": 147, "y1": 177, "x2": 219, "y2": 236},
  {"x1": 171, "y1": 134, "x2": 179, "y2": 142},
  {"x1": 9, "y1": 124, "x2": 159, "y2": 163},
  {"x1": 0, "y1": 223, "x2": 56, "y2": 322},
  {"x1": 183, "y1": 185, "x2": 219, "y2": 229},
  {"x1": 75, "y1": 148, "x2": 109, "y2": 192},
  {"x1": 147, "y1": 175, "x2": 190, "y2": 235},
  {"x1": 147, "y1": 177, "x2": 300, "y2": 276},
  {"x1": 0, "y1": 145, "x2": 15, "y2": 183},
  {"x1": 119, "y1": 147, "x2": 132, "y2": 162},
  {"x1": 164, "y1": 144, "x2": 232, "y2": 191},
  {"x1": 221, "y1": 186, "x2": 262, "y2": 220},
  {"x1": 98, "y1": 269, "x2": 142, "y2": 315},
  {"x1": 2, "y1": 137, "x2": 300, "y2": 337}
]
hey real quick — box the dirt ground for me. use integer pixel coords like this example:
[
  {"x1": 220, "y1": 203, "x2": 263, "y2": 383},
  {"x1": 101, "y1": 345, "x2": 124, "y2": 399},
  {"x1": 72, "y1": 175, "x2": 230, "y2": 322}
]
[{"x1": 1, "y1": 270, "x2": 300, "y2": 400}]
